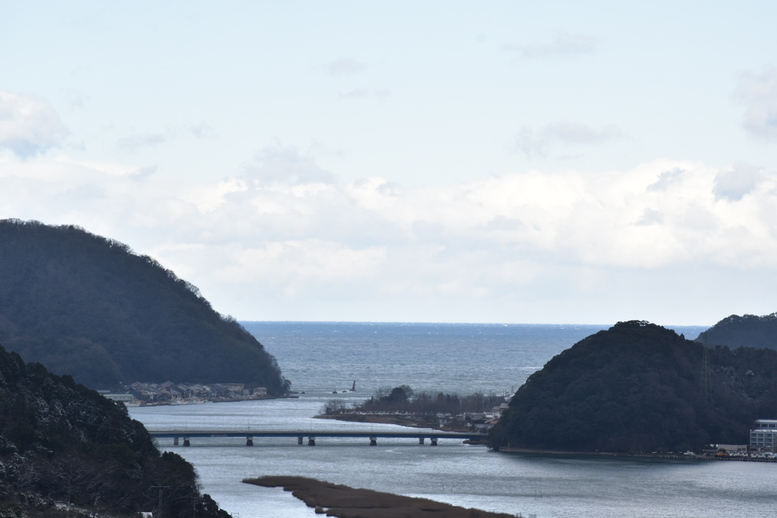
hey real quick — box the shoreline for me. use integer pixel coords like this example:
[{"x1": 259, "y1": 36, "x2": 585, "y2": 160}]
[
  {"x1": 129, "y1": 394, "x2": 298, "y2": 407},
  {"x1": 497, "y1": 447, "x2": 777, "y2": 462},
  {"x1": 314, "y1": 413, "x2": 473, "y2": 433},
  {"x1": 316, "y1": 415, "x2": 775, "y2": 462}
]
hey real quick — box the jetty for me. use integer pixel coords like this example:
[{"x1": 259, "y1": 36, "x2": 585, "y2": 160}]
[{"x1": 148, "y1": 428, "x2": 485, "y2": 446}]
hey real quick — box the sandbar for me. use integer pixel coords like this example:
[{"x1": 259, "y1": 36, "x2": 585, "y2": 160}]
[{"x1": 244, "y1": 476, "x2": 516, "y2": 518}]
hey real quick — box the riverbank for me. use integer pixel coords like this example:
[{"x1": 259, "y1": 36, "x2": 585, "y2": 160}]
[
  {"x1": 244, "y1": 476, "x2": 517, "y2": 518},
  {"x1": 315, "y1": 413, "x2": 473, "y2": 433},
  {"x1": 317, "y1": 416, "x2": 774, "y2": 460},
  {"x1": 499, "y1": 447, "x2": 777, "y2": 462}
]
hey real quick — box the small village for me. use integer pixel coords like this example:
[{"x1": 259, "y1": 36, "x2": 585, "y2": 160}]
[
  {"x1": 104, "y1": 381, "x2": 270, "y2": 406},
  {"x1": 320, "y1": 396, "x2": 511, "y2": 434}
]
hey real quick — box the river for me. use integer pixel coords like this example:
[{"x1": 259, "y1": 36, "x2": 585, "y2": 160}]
[{"x1": 130, "y1": 322, "x2": 776, "y2": 518}]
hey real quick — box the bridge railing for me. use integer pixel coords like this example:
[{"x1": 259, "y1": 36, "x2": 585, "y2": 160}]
[{"x1": 147, "y1": 429, "x2": 487, "y2": 447}]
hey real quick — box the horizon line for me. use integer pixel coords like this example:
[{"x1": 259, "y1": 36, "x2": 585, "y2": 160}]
[{"x1": 238, "y1": 320, "x2": 712, "y2": 327}]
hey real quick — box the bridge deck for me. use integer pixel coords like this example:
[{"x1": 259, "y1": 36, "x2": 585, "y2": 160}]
[{"x1": 148, "y1": 429, "x2": 483, "y2": 440}]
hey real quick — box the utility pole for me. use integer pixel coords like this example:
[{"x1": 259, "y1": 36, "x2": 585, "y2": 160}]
[
  {"x1": 701, "y1": 345, "x2": 712, "y2": 405},
  {"x1": 150, "y1": 486, "x2": 169, "y2": 518}
]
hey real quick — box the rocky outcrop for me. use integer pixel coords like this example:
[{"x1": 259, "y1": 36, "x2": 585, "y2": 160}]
[{"x1": 0, "y1": 343, "x2": 230, "y2": 517}]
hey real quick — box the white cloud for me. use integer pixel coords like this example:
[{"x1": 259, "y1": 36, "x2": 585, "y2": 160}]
[
  {"x1": 116, "y1": 133, "x2": 167, "y2": 152},
  {"x1": 326, "y1": 58, "x2": 367, "y2": 76},
  {"x1": 647, "y1": 168, "x2": 686, "y2": 192},
  {"x1": 0, "y1": 90, "x2": 68, "y2": 157},
  {"x1": 734, "y1": 66, "x2": 777, "y2": 140},
  {"x1": 116, "y1": 123, "x2": 216, "y2": 153},
  {"x1": 516, "y1": 122, "x2": 624, "y2": 158},
  {"x1": 188, "y1": 121, "x2": 217, "y2": 139},
  {"x1": 4, "y1": 151, "x2": 777, "y2": 321},
  {"x1": 713, "y1": 163, "x2": 765, "y2": 201},
  {"x1": 634, "y1": 208, "x2": 663, "y2": 226},
  {"x1": 242, "y1": 144, "x2": 336, "y2": 185},
  {"x1": 213, "y1": 240, "x2": 386, "y2": 295},
  {"x1": 504, "y1": 32, "x2": 597, "y2": 59}
]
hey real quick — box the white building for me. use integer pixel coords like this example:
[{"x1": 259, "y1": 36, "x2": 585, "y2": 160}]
[{"x1": 749, "y1": 419, "x2": 777, "y2": 451}]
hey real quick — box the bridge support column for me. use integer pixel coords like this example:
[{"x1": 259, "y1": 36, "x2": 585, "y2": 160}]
[
  {"x1": 418, "y1": 438, "x2": 424, "y2": 445},
  {"x1": 298, "y1": 437, "x2": 303, "y2": 445},
  {"x1": 308, "y1": 437, "x2": 316, "y2": 446},
  {"x1": 183, "y1": 437, "x2": 190, "y2": 447},
  {"x1": 430, "y1": 438, "x2": 438, "y2": 446},
  {"x1": 173, "y1": 437, "x2": 179, "y2": 446},
  {"x1": 246, "y1": 436, "x2": 253, "y2": 446},
  {"x1": 369, "y1": 437, "x2": 377, "y2": 446}
]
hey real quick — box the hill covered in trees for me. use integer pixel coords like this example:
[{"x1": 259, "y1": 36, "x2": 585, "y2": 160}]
[
  {"x1": 489, "y1": 321, "x2": 777, "y2": 453},
  {"x1": 0, "y1": 342, "x2": 230, "y2": 517},
  {"x1": 696, "y1": 312, "x2": 777, "y2": 351},
  {"x1": 0, "y1": 219, "x2": 288, "y2": 392}
]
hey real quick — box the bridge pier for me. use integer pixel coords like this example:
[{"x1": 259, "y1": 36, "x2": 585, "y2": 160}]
[{"x1": 149, "y1": 429, "x2": 478, "y2": 446}]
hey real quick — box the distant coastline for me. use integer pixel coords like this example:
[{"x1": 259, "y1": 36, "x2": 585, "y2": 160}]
[
  {"x1": 497, "y1": 447, "x2": 777, "y2": 462},
  {"x1": 315, "y1": 413, "x2": 474, "y2": 433}
]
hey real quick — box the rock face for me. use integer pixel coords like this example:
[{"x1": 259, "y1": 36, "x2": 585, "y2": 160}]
[
  {"x1": 489, "y1": 321, "x2": 777, "y2": 453},
  {"x1": 0, "y1": 219, "x2": 288, "y2": 393},
  {"x1": 696, "y1": 313, "x2": 777, "y2": 351},
  {"x1": 0, "y1": 343, "x2": 230, "y2": 517}
]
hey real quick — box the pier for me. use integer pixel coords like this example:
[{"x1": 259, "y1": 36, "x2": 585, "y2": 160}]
[{"x1": 148, "y1": 429, "x2": 485, "y2": 447}]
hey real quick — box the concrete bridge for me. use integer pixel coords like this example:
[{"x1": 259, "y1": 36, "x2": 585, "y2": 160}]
[{"x1": 148, "y1": 429, "x2": 486, "y2": 447}]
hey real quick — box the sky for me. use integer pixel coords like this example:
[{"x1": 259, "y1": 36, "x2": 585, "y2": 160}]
[{"x1": 1, "y1": 1, "x2": 776, "y2": 325}]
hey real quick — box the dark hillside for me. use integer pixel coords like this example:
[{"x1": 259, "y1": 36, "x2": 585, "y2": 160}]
[
  {"x1": 696, "y1": 312, "x2": 777, "y2": 351},
  {"x1": 489, "y1": 321, "x2": 777, "y2": 453},
  {"x1": 0, "y1": 342, "x2": 230, "y2": 517},
  {"x1": 0, "y1": 219, "x2": 288, "y2": 392}
]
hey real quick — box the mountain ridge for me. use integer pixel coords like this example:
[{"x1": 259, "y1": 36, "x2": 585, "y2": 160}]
[
  {"x1": 0, "y1": 219, "x2": 288, "y2": 392},
  {"x1": 696, "y1": 312, "x2": 777, "y2": 351},
  {"x1": 489, "y1": 320, "x2": 777, "y2": 453}
]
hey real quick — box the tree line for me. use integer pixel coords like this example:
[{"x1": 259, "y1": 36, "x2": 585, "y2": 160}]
[{"x1": 323, "y1": 385, "x2": 506, "y2": 415}]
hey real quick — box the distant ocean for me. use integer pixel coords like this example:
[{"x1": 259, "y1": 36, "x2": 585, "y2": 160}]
[
  {"x1": 130, "y1": 322, "x2": 777, "y2": 518},
  {"x1": 240, "y1": 321, "x2": 706, "y2": 397}
]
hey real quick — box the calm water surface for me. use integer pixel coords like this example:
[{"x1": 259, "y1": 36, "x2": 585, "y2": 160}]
[{"x1": 130, "y1": 322, "x2": 777, "y2": 518}]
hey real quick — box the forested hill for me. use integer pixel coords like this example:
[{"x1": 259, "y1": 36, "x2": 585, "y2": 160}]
[
  {"x1": 696, "y1": 312, "x2": 777, "y2": 351},
  {"x1": 489, "y1": 321, "x2": 777, "y2": 454},
  {"x1": 0, "y1": 219, "x2": 288, "y2": 392},
  {"x1": 0, "y1": 343, "x2": 230, "y2": 517}
]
